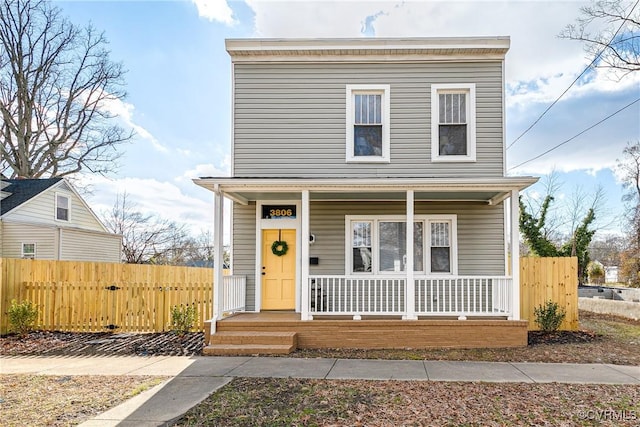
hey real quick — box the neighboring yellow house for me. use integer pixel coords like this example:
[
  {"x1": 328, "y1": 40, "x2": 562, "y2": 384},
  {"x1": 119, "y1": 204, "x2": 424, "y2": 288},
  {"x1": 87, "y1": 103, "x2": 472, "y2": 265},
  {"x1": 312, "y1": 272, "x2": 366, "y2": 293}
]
[{"x1": 0, "y1": 177, "x2": 122, "y2": 262}]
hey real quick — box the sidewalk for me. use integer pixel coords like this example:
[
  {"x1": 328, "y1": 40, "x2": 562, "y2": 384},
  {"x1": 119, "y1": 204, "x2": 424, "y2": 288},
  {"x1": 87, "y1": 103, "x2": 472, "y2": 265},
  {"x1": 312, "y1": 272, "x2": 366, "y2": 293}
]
[{"x1": 2, "y1": 355, "x2": 639, "y2": 426}]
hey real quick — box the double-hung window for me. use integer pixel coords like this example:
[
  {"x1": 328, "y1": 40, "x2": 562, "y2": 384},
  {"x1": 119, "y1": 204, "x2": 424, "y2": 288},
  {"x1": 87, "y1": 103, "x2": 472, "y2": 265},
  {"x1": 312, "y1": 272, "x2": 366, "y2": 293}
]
[
  {"x1": 346, "y1": 85, "x2": 390, "y2": 163},
  {"x1": 431, "y1": 83, "x2": 476, "y2": 162},
  {"x1": 56, "y1": 194, "x2": 70, "y2": 221},
  {"x1": 22, "y1": 243, "x2": 36, "y2": 259},
  {"x1": 347, "y1": 215, "x2": 457, "y2": 275}
]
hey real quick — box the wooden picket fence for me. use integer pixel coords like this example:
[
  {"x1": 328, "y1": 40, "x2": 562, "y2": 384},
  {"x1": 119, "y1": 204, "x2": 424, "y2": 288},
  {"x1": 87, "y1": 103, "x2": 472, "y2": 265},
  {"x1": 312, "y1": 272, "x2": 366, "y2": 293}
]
[
  {"x1": 1, "y1": 256, "x2": 578, "y2": 334},
  {"x1": 520, "y1": 256, "x2": 578, "y2": 331},
  {"x1": 1, "y1": 258, "x2": 216, "y2": 334}
]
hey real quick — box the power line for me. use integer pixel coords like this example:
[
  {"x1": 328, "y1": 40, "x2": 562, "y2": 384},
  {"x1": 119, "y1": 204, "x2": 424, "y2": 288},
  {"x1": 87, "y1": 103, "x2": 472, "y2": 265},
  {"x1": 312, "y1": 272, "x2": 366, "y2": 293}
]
[
  {"x1": 506, "y1": 0, "x2": 639, "y2": 151},
  {"x1": 508, "y1": 97, "x2": 640, "y2": 171}
]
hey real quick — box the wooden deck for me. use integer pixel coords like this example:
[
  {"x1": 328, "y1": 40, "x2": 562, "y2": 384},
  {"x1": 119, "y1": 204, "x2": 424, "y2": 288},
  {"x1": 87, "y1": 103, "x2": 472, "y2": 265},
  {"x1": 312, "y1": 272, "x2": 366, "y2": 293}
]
[{"x1": 203, "y1": 312, "x2": 528, "y2": 354}]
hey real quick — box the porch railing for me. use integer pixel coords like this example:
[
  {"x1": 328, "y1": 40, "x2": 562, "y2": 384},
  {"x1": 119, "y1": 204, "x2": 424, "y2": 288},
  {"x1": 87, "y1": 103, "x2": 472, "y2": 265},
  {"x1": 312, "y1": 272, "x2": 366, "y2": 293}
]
[
  {"x1": 310, "y1": 276, "x2": 406, "y2": 317},
  {"x1": 415, "y1": 276, "x2": 512, "y2": 316},
  {"x1": 221, "y1": 275, "x2": 246, "y2": 314},
  {"x1": 308, "y1": 275, "x2": 512, "y2": 319}
]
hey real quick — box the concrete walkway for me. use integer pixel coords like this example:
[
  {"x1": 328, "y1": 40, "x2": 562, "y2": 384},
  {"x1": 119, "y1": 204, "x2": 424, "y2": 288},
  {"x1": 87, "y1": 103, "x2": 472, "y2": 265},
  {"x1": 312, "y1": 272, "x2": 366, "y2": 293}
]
[{"x1": 2, "y1": 355, "x2": 639, "y2": 427}]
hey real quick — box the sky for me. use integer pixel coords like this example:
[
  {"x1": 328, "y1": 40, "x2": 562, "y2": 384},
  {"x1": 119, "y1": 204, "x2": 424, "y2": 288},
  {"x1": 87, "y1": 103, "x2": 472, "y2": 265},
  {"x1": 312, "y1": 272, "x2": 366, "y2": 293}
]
[{"x1": 51, "y1": 0, "x2": 640, "y2": 240}]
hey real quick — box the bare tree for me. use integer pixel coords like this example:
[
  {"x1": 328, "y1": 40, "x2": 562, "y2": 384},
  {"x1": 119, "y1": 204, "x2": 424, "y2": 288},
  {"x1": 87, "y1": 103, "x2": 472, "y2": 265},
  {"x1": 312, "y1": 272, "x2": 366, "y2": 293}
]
[
  {"x1": 0, "y1": 0, "x2": 132, "y2": 178},
  {"x1": 103, "y1": 193, "x2": 188, "y2": 264},
  {"x1": 617, "y1": 141, "x2": 640, "y2": 285},
  {"x1": 560, "y1": 0, "x2": 640, "y2": 79}
]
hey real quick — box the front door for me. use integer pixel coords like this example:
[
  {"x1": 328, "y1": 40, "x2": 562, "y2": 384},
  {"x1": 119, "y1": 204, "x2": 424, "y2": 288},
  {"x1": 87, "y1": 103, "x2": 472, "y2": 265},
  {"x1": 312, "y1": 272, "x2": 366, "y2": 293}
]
[{"x1": 261, "y1": 229, "x2": 296, "y2": 310}]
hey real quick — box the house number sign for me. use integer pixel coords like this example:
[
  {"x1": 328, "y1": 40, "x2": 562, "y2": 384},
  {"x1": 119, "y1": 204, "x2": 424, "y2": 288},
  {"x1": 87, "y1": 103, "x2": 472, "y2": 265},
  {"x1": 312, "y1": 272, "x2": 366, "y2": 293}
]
[{"x1": 261, "y1": 205, "x2": 297, "y2": 219}]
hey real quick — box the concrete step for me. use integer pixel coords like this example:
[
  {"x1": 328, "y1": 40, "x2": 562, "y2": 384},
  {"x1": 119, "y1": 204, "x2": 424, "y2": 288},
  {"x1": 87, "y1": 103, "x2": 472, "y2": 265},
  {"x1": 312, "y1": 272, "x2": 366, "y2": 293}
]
[
  {"x1": 209, "y1": 331, "x2": 297, "y2": 346},
  {"x1": 202, "y1": 343, "x2": 296, "y2": 356}
]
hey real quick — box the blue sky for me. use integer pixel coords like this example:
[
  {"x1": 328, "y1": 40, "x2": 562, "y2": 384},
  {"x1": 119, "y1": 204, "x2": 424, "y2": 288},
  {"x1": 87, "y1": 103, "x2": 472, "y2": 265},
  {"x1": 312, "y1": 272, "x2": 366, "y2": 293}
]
[{"x1": 55, "y1": 0, "x2": 640, "y2": 239}]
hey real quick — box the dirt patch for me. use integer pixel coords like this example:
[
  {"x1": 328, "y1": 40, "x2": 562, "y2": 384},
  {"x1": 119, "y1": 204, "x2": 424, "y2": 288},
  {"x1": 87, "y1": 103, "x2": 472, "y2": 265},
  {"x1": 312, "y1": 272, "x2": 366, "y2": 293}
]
[
  {"x1": 1, "y1": 311, "x2": 638, "y2": 365},
  {"x1": 0, "y1": 374, "x2": 166, "y2": 427},
  {"x1": 175, "y1": 378, "x2": 640, "y2": 427}
]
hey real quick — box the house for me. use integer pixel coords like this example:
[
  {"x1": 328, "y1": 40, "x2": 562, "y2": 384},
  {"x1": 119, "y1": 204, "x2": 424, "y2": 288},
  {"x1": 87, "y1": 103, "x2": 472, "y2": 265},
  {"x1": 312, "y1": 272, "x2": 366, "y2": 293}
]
[
  {"x1": 194, "y1": 37, "x2": 538, "y2": 353},
  {"x1": 0, "y1": 177, "x2": 122, "y2": 263}
]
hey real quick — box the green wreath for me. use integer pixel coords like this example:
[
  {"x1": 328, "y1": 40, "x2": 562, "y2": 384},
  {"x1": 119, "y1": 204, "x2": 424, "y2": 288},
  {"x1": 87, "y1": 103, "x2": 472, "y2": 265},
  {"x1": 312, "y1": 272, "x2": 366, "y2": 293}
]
[{"x1": 271, "y1": 240, "x2": 289, "y2": 256}]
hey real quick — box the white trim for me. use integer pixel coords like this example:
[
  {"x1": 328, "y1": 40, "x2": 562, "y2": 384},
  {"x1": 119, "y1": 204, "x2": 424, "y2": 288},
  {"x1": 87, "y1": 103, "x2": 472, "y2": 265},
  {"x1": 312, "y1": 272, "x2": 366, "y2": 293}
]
[
  {"x1": 21, "y1": 242, "x2": 36, "y2": 259},
  {"x1": 346, "y1": 84, "x2": 391, "y2": 163},
  {"x1": 255, "y1": 200, "x2": 302, "y2": 313},
  {"x1": 230, "y1": 62, "x2": 236, "y2": 177},
  {"x1": 301, "y1": 191, "x2": 311, "y2": 320},
  {"x1": 345, "y1": 214, "x2": 458, "y2": 276},
  {"x1": 405, "y1": 191, "x2": 416, "y2": 320},
  {"x1": 54, "y1": 192, "x2": 71, "y2": 222},
  {"x1": 510, "y1": 189, "x2": 520, "y2": 320},
  {"x1": 431, "y1": 83, "x2": 476, "y2": 163},
  {"x1": 194, "y1": 176, "x2": 539, "y2": 194}
]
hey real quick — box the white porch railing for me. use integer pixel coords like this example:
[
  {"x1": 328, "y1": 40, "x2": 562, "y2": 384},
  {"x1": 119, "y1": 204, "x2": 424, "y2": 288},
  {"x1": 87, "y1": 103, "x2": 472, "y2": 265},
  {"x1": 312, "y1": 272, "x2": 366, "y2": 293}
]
[
  {"x1": 310, "y1": 276, "x2": 406, "y2": 318},
  {"x1": 308, "y1": 275, "x2": 512, "y2": 319},
  {"x1": 221, "y1": 275, "x2": 246, "y2": 314},
  {"x1": 415, "y1": 276, "x2": 512, "y2": 317}
]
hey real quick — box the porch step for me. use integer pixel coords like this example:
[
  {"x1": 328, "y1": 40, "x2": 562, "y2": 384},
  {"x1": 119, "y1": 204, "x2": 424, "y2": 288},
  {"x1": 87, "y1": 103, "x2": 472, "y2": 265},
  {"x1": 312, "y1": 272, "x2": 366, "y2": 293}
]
[{"x1": 204, "y1": 331, "x2": 298, "y2": 355}]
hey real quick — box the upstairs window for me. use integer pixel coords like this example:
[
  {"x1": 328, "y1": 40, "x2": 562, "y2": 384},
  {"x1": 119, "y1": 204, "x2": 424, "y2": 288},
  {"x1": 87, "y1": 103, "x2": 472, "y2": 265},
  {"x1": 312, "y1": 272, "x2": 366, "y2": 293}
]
[
  {"x1": 22, "y1": 243, "x2": 36, "y2": 259},
  {"x1": 56, "y1": 194, "x2": 70, "y2": 221},
  {"x1": 431, "y1": 84, "x2": 476, "y2": 162},
  {"x1": 346, "y1": 85, "x2": 390, "y2": 163}
]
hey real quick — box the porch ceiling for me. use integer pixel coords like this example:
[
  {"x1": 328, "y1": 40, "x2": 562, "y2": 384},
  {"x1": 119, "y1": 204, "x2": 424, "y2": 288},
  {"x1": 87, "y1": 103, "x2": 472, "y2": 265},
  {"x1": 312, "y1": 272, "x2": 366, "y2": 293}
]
[{"x1": 193, "y1": 176, "x2": 539, "y2": 205}]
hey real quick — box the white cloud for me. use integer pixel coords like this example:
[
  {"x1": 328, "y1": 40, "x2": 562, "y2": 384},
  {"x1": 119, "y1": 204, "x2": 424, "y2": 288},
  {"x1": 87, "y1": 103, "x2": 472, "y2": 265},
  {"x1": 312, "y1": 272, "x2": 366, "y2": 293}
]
[
  {"x1": 99, "y1": 97, "x2": 168, "y2": 153},
  {"x1": 192, "y1": 0, "x2": 236, "y2": 25},
  {"x1": 80, "y1": 174, "x2": 214, "y2": 234},
  {"x1": 177, "y1": 162, "x2": 231, "y2": 184}
]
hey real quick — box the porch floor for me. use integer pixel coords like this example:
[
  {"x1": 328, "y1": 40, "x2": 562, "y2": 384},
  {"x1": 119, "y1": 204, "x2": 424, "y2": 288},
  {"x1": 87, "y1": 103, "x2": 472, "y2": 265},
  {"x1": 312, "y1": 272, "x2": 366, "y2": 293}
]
[{"x1": 204, "y1": 312, "x2": 528, "y2": 353}]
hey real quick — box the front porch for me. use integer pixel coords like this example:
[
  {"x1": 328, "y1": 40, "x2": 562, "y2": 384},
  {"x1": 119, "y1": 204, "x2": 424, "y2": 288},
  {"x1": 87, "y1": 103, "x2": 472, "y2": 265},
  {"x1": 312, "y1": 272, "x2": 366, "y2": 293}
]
[
  {"x1": 205, "y1": 274, "x2": 527, "y2": 355},
  {"x1": 204, "y1": 311, "x2": 528, "y2": 355},
  {"x1": 196, "y1": 177, "x2": 538, "y2": 354}
]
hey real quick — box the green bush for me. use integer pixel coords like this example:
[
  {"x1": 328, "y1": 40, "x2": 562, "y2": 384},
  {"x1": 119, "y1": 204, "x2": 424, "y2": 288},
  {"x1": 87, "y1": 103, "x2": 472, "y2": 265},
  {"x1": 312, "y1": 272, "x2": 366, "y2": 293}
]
[
  {"x1": 533, "y1": 300, "x2": 566, "y2": 332},
  {"x1": 169, "y1": 304, "x2": 198, "y2": 336},
  {"x1": 8, "y1": 299, "x2": 39, "y2": 336}
]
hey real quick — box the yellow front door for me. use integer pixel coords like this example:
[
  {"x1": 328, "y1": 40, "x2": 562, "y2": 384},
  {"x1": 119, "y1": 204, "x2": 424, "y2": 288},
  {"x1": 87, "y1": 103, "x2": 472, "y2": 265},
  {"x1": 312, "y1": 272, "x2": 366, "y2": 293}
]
[{"x1": 262, "y1": 229, "x2": 296, "y2": 310}]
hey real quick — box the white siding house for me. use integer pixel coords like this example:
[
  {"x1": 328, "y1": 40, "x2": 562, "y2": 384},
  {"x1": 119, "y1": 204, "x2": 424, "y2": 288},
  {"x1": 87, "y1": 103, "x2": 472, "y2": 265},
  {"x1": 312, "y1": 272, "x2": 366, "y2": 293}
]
[
  {"x1": 194, "y1": 37, "x2": 539, "y2": 351},
  {"x1": 1, "y1": 178, "x2": 122, "y2": 263}
]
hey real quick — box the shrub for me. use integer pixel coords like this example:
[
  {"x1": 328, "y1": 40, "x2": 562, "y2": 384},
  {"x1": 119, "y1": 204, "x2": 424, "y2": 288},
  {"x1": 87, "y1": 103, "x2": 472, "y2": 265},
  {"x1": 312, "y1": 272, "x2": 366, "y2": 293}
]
[
  {"x1": 169, "y1": 304, "x2": 198, "y2": 336},
  {"x1": 587, "y1": 261, "x2": 605, "y2": 284},
  {"x1": 533, "y1": 300, "x2": 566, "y2": 332},
  {"x1": 8, "y1": 299, "x2": 39, "y2": 336}
]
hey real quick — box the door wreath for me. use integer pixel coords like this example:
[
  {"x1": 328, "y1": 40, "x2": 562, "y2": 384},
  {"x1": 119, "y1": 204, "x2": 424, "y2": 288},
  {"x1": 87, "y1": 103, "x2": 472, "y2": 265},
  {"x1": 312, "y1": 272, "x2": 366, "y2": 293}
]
[{"x1": 271, "y1": 240, "x2": 288, "y2": 256}]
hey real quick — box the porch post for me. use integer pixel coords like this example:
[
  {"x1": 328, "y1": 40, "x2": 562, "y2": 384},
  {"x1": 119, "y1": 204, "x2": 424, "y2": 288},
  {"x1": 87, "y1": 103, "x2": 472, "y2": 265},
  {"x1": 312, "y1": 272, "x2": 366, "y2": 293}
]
[
  {"x1": 213, "y1": 188, "x2": 225, "y2": 333},
  {"x1": 510, "y1": 189, "x2": 520, "y2": 320},
  {"x1": 404, "y1": 190, "x2": 417, "y2": 320},
  {"x1": 301, "y1": 190, "x2": 311, "y2": 320}
]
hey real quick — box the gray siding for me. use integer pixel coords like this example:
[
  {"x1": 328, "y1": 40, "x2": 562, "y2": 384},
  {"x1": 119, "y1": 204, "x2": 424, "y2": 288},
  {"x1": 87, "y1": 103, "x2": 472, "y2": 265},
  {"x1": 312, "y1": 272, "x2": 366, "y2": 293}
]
[
  {"x1": 232, "y1": 202, "x2": 257, "y2": 310},
  {"x1": 233, "y1": 62, "x2": 504, "y2": 178},
  {"x1": 308, "y1": 201, "x2": 505, "y2": 276}
]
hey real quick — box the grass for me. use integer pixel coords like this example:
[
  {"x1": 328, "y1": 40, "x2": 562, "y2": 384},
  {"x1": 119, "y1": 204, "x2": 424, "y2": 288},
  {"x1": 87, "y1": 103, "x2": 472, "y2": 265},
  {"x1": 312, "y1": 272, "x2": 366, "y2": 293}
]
[{"x1": 175, "y1": 379, "x2": 640, "y2": 427}]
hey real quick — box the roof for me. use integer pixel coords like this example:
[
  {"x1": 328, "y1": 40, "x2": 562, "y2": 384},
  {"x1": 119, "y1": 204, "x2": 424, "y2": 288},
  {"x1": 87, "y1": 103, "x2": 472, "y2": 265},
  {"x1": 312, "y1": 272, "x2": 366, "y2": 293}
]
[
  {"x1": 193, "y1": 176, "x2": 539, "y2": 206},
  {"x1": 225, "y1": 37, "x2": 510, "y2": 62},
  {"x1": 0, "y1": 178, "x2": 62, "y2": 216}
]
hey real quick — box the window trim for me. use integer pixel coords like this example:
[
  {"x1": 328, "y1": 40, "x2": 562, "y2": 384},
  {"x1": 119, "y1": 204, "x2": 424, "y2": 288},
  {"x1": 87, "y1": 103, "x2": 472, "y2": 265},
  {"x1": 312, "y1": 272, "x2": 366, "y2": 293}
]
[
  {"x1": 431, "y1": 83, "x2": 476, "y2": 163},
  {"x1": 21, "y1": 242, "x2": 36, "y2": 259},
  {"x1": 345, "y1": 214, "x2": 458, "y2": 276},
  {"x1": 345, "y1": 84, "x2": 391, "y2": 163},
  {"x1": 55, "y1": 193, "x2": 70, "y2": 222}
]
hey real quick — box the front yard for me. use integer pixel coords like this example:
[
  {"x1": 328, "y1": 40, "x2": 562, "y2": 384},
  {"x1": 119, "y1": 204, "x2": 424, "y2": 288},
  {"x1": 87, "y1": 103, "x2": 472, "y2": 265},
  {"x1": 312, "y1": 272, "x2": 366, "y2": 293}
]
[{"x1": 0, "y1": 311, "x2": 638, "y2": 426}]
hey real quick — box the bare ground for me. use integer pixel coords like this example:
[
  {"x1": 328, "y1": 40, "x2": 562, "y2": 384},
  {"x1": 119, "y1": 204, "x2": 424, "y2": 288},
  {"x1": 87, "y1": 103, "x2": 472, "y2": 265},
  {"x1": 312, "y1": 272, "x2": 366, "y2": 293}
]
[
  {"x1": 175, "y1": 378, "x2": 640, "y2": 427},
  {"x1": 1, "y1": 311, "x2": 638, "y2": 426}
]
